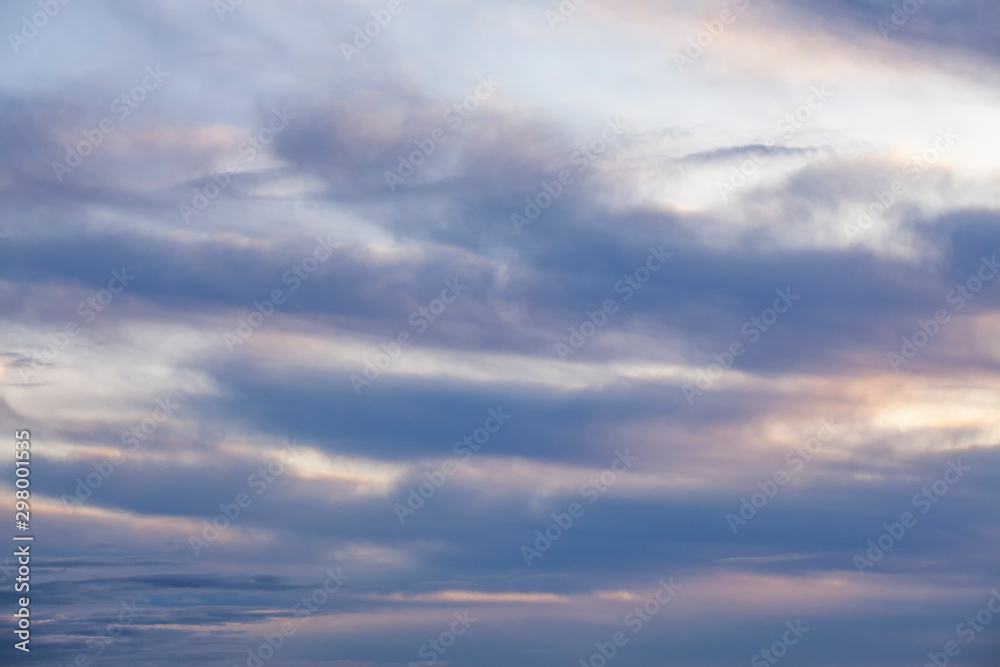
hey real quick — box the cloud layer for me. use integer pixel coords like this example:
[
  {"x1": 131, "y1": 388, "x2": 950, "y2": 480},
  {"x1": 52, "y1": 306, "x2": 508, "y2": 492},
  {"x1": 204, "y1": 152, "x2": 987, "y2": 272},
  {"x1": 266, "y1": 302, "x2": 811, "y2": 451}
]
[{"x1": 1, "y1": 0, "x2": 999, "y2": 665}]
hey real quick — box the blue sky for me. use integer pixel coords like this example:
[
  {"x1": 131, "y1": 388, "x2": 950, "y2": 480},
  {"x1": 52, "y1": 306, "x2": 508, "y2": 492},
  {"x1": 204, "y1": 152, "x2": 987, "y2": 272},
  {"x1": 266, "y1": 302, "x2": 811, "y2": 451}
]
[{"x1": 1, "y1": 0, "x2": 999, "y2": 665}]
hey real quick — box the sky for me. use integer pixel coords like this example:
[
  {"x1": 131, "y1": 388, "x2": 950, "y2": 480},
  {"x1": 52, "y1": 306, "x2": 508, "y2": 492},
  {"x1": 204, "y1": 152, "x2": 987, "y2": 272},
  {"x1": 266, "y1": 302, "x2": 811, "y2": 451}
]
[{"x1": 1, "y1": 0, "x2": 999, "y2": 665}]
